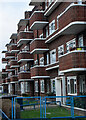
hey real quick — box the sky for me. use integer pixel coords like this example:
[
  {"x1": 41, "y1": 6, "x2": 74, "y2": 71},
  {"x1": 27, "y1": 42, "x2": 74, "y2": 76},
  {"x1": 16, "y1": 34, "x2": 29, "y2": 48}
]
[{"x1": 0, "y1": 0, "x2": 34, "y2": 71}]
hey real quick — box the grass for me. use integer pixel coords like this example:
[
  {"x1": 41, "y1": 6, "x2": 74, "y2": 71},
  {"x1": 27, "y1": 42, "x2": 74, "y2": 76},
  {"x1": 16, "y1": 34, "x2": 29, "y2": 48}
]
[{"x1": 21, "y1": 106, "x2": 86, "y2": 119}]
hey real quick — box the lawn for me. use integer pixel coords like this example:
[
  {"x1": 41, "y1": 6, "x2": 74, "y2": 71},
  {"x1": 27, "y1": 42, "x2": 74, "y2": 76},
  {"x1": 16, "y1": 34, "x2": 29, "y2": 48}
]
[{"x1": 21, "y1": 106, "x2": 86, "y2": 119}]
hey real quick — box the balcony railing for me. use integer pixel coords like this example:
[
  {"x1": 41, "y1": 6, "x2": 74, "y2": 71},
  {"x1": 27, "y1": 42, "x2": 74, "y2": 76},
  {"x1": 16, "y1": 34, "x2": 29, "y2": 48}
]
[
  {"x1": 30, "y1": 11, "x2": 48, "y2": 30},
  {"x1": 30, "y1": 38, "x2": 49, "y2": 54},
  {"x1": 17, "y1": 31, "x2": 33, "y2": 46},
  {"x1": 5, "y1": 52, "x2": 15, "y2": 59},
  {"x1": 10, "y1": 45, "x2": 19, "y2": 53},
  {"x1": 17, "y1": 51, "x2": 34, "y2": 62},
  {"x1": 59, "y1": 47, "x2": 86, "y2": 72},
  {"x1": 2, "y1": 58, "x2": 8, "y2": 63},
  {"x1": 18, "y1": 72, "x2": 31, "y2": 81},
  {"x1": 10, "y1": 60, "x2": 19, "y2": 68},
  {"x1": 31, "y1": 66, "x2": 49, "y2": 78},
  {"x1": 10, "y1": 75, "x2": 18, "y2": 82}
]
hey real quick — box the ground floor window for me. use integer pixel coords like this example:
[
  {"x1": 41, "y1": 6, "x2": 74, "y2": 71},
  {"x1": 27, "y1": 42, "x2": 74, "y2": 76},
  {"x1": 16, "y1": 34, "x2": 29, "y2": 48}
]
[
  {"x1": 51, "y1": 79, "x2": 56, "y2": 94},
  {"x1": 79, "y1": 75, "x2": 86, "y2": 94},
  {"x1": 35, "y1": 81, "x2": 38, "y2": 92},
  {"x1": 47, "y1": 80, "x2": 49, "y2": 93},
  {"x1": 25, "y1": 82, "x2": 30, "y2": 92},
  {"x1": 67, "y1": 76, "x2": 77, "y2": 95},
  {"x1": 40, "y1": 80, "x2": 44, "y2": 93}
]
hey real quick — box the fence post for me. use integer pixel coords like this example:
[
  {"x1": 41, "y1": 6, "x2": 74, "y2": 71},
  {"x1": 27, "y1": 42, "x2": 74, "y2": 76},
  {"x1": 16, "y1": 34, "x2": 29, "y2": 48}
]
[
  {"x1": 71, "y1": 96, "x2": 74, "y2": 119},
  {"x1": 14, "y1": 97, "x2": 16, "y2": 119},
  {"x1": 11, "y1": 97, "x2": 13, "y2": 120},
  {"x1": 45, "y1": 97, "x2": 46, "y2": 118},
  {"x1": 40, "y1": 97, "x2": 42, "y2": 118}
]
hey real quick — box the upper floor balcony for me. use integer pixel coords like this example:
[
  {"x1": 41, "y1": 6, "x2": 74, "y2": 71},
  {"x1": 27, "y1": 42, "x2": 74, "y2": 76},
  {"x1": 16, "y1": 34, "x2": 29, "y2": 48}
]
[
  {"x1": 6, "y1": 64, "x2": 15, "y2": 72},
  {"x1": 45, "y1": 4, "x2": 86, "y2": 43},
  {"x1": 30, "y1": 38, "x2": 49, "y2": 54},
  {"x1": 31, "y1": 66, "x2": 50, "y2": 79},
  {"x1": 17, "y1": 31, "x2": 33, "y2": 47},
  {"x1": 2, "y1": 58, "x2": 8, "y2": 64},
  {"x1": 18, "y1": 71, "x2": 31, "y2": 82},
  {"x1": 5, "y1": 52, "x2": 15, "y2": 59},
  {"x1": 2, "y1": 69, "x2": 8, "y2": 74},
  {"x1": 59, "y1": 47, "x2": 86, "y2": 73},
  {"x1": 17, "y1": 51, "x2": 34, "y2": 63},
  {"x1": 29, "y1": 11, "x2": 48, "y2": 30},
  {"x1": 9, "y1": 44, "x2": 19, "y2": 53},
  {"x1": 10, "y1": 75, "x2": 18, "y2": 82},
  {"x1": 10, "y1": 60, "x2": 19, "y2": 68}
]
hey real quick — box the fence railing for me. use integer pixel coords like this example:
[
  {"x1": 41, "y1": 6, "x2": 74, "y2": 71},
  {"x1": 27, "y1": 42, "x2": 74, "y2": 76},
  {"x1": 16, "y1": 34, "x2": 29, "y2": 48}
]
[{"x1": 12, "y1": 95, "x2": 86, "y2": 119}]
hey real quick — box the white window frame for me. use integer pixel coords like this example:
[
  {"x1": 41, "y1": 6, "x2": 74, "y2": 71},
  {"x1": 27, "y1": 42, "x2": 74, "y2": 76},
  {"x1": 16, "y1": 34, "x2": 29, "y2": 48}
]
[
  {"x1": 51, "y1": 79, "x2": 56, "y2": 94},
  {"x1": 49, "y1": 20, "x2": 55, "y2": 35},
  {"x1": 47, "y1": 80, "x2": 49, "y2": 93},
  {"x1": 34, "y1": 60, "x2": 38, "y2": 66},
  {"x1": 47, "y1": 53, "x2": 49, "y2": 65},
  {"x1": 41, "y1": 80, "x2": 45, "y2": 93},
  {"x1": 58, "y1": 45, "x2": 64, "y2": 57},
  {"x1": 66, "y1": 38, "x2": 76, "y2": 53},
  {"x1": 79, "y1": 75, "x2": 85, "y2": 93},
  {"x1": 67, "y1": 76, "x2": 77, "y2": 95},
  {"x1": 40, "y1": 57, "x2": 44, "y2": 66},
  {"x1": 46, "y1": 26, "x2": 48, "y2": 38},
  {"x1": 78, "y1": 35, "x2": 83, "y2": 47},
  {"x1": 35, "y1": 81, "x2": 38, "y2": 92},
  {"x1": 50, "y1": 49, "x2": 56, "y2": 64},
  {"x1": 40, "y1": 33, "x2": 43, "y2": 38}
]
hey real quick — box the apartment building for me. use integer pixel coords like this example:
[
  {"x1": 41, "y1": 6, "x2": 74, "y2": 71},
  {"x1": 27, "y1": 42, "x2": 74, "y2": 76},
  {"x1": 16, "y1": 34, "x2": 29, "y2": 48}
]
[{"x1": 1, "y1": 0, "x2": 86, "y2": 97}]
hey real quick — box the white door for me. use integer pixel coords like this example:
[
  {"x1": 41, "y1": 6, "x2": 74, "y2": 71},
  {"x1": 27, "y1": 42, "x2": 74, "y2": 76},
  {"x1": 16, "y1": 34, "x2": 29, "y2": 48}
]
[
  {"x1": 21, "y1": 82, "x2": 24, "y2": 94},
  {"x1": 55, "y1": 78, "x2": 61, "y2": 102}
]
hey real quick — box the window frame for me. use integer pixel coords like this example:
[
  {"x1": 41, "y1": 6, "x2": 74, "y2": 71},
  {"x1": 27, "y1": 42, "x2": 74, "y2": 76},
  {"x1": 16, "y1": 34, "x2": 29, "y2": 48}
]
[
  {"x1": 50, "y1": 49, "x2": 56, "y2": 64},
  {"x1": 40, "y1": 80, "x2": 45, "y2": 93},
  {"x1": 35, "y1": 81, "x2": 38, "y2": 92}
]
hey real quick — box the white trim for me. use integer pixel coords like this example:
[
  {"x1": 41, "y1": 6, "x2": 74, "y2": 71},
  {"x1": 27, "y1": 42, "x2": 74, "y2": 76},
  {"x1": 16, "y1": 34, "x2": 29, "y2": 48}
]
[
  {"x1": 18, "y1": 79, "x2": 33, "y2": 82},
  {"x1": 45, "y1": 21, "x2": 86, "y2": 43},
  {"x1": 59, "y1": 50, "x2": 86, "y2": 58},
  {"x1": 17, "y1": 31, "x2": 33, "y2": 36},
  {"x1": 45, "y1": 61, "x2": 59, "y2": 67},
  {"x1": 17, "y1": 39, "x2": 33, "y2": 44},
  {"x1": 17, "y1": 51, "x2": 30, "y2": 55},
  {"x1": 9, "y1": 43, "x2": 17, "y2": 46},
  {"x1": 31, "y1": 65, "x2": 45, "y2": 69},
  {"x1": 10, "y1": 65, "x2": 19, "y2": 68},
  {"x1": 18, "y1": 59, "x2": 34, "y2": 63},
  {"x1": 6, "y1": 69, "x2": 15, "y2": 72},
  {"x1": 46, "y1": 65, "x2": 59, "y2": 71},
  {"x1": 5, "y1": 56, "x2": 15, "y2": 59},
  {"x1": 31, "y1": 76, "x2": 50, "y2": 79},
  {"x1": 30, "y1": 21, "x2": 49, "y2": 30},
  {"x1": 30, "y1": 38, "x2": 46, "y2": 44},
  {"x1": 18, "y1": 71, "x2": 30, "y2": 74},
  {"x1": 9, "y1": 59, "x2": 17, "y2": 62},
  {"x1": 10, "y1": 81, "x2": 18, "y2": 83},
  {"x1": 10, "y1": 50, "x2": 19, "y2": 53},
  {"x1": 29, "y1": 11, "x2": 44, "y2": 20},
  {"x1": 60, "y1": 68, "x2": 86, "y2": 73},
  {"x1": 30, "y1": 48, "x2": 49, "y2": 54},
  {"x1": 2, "y1": 72, "x2": 8, "y2": 74}
]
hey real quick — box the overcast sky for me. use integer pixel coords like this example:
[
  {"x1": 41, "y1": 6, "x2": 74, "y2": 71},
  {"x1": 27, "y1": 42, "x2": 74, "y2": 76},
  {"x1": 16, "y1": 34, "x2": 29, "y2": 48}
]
[{"x1": 0, "y1": 0, "x2": 34, "y2": 71}]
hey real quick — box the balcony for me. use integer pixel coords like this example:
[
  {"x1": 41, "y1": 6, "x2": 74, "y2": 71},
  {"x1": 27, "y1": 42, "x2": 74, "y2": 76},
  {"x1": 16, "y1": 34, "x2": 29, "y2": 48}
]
[
  {"x1": 10, "y1": 60, "x2": 19, "y2": 68},
  {"x1": 30, "y1": 11, "x2": 48, "y2": 30},
  {"x1": 2, "y1": 58, "x2": 8, "y2": 63},
  {"x1": 18, "y1": 71, "x2": 31, "y2": 81},
  {"x1": 10, "y1": 75, "x2": 18, "y2": 82},
  {"x1": 17, "y1": 31, "x2": 33, "y2": 47},
  {"x1": 5, "y1": 52, "x2": 15, "y2": 59},
  {"x1": 30, "y1": 38, "x2": 49, "y2": 54},
  {"x1": 2, "y1": 69, "x2": 8, "y2": 74},
  {"x1": 59, "y1": 49, "x2": 86, "y2": 73},
  {"x1": 6, "y1": 65, "x2": 15, "y2": 72},
  {"x1": 31, "y1": 66, "x2": 50, "y2": 79},
  {"x1": 45, "y1": 4, "x2": 86, "y2": 43},
  {"x1": 10, "y1": 44, "x2": 19, "y2": 53},
  {"x1": 17, "y1": 51, "x2": 34, "y2": 63}
]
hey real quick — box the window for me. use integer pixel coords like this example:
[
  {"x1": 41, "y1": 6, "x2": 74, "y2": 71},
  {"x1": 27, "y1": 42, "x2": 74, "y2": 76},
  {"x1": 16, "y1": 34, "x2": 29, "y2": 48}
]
[
  {"x1": 41, "y1": 80, "x2": 45, "y2": 93},
  {"x1": 34, "y1": 60, "x2": 38, "y2": 66},
  {"x1": 40, "y1": 33, "x2": 43, "y2": 38},
  {"x1": 47, "y1": 53, "x2": 49, "y2": 65},
  {"x1": 25, "y1": 82, "x2": 30, "y2": 92},
  {"x1": 78, "y1": 35, "x2": 83, "y2": 47},
  {"x1": 48, "y1": 0, "x2": 53, "y2": 6},
  {"x1": 66, "y1": 38, "x2": 76, "y2": 52},
  {"x1": 40, "y1": 57, "x2": 44, "y2": 65},
  {"x1": 45, "y1": 0, "x2": 47, "y2": 9},
  {"x1": 57, "y1": 17, "x2": 59, "y2": 30},
  {"x1": 35, "y1": 81, "x2": 38, "y2": 92},
  {"x1": 79, "y1": 75, "x2": 85, "y2": 93},
  {"x1": 51, "y1": 79, "x2": 56, "y2": 93},
  {"x1": 20, "y1": 65, "x2": 24, "y2": 72},
  {"x1": 47, "y1": 80, "x2": 49, "y2": 93},
  {"x1": 49, "y1": 20, "x2": 55, "y2": 35},
  {"x1": 67, "y1": 76, "x2": 77, "y2": 95},
  {"x1": 58, "y1": 45, "x2": 64, "y2": 57},
  {"x1": 46, "y1": 26, "x2": 48, "y2": 38},
  {"x1": 50, "y1": 49, "x2": 56, "y2": 64}
]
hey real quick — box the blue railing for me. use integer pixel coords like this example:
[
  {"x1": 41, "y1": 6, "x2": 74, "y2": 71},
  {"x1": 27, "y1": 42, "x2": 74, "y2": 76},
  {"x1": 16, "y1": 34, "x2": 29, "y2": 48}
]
[{"x1": 0, "y1": 109, "x2": 10, "y2": 120}]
